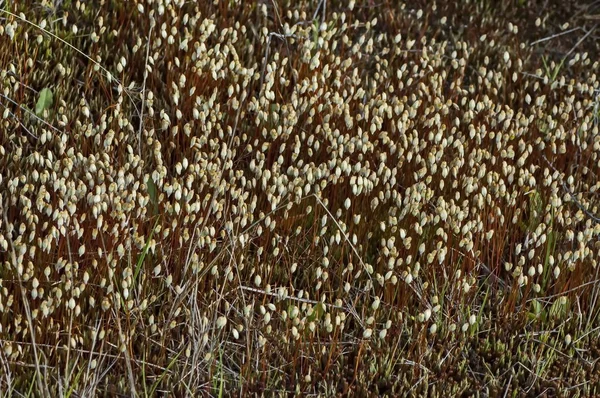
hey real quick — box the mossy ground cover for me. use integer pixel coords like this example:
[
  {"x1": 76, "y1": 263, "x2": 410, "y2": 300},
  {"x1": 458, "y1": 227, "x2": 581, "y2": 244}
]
[{"x1": 1, "y1": 0, "x2": 600, "y2": 396}]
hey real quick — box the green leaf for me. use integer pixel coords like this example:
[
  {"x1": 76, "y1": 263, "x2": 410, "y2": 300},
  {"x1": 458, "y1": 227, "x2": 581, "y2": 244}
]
[
  {"x1": 146, "y1": 175, "x2": 159, "y2": 217},
  {"x1": 35, "y1": 87, "x2": 54, "y2": 117},
  {"x1": 307, "y1": 302, "x2": 325, "y2": 322},
  {"x1": 528, "y1": 299, "x2": 545, "y2": 321},
  {"x1": 134, "y1": 217, "x2": 159, "y2": 284}
]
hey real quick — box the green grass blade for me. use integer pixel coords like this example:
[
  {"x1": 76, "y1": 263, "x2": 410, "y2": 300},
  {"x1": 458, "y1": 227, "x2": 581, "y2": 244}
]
[
  {"x1": 149, "y1": 349, "x2": 182, "y2": 397},
  {"x1": 134, "y1": 218, "x2": 160, "y2": 285}
]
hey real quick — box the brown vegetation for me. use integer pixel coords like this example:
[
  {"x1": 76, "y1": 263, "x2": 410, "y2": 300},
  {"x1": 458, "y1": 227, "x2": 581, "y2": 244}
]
[{"x1": 1, "y1": 0, "x2": 600, "y2": 396}]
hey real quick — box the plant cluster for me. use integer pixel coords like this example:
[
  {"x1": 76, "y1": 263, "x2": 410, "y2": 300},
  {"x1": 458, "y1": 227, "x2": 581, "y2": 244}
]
[{"x1": 1, "y1": 0, "x2": 600, "y2": 396}]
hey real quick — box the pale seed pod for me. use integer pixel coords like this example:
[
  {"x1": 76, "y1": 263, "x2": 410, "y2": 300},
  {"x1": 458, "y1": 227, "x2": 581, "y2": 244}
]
[
  {"x1": 469, "y1": 314, "x2": 477, "y2": 325},
  {"x1": 216, "y1": 316, "x2": 227, "y2": 329}
]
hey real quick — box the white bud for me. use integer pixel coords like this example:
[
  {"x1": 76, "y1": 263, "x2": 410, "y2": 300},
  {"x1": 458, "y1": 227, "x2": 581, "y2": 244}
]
[
  {"x1": 469, "y1": 314, "x2": 477, "y2": 325},
  {"x1": 424, "y1": 308, "x2": 432, "y2": 321},
  {"x1": 216, "y1": 316, "x2": 227, "y2": 329},
  {"x1": 371, "y1": 297, "x2": 380, "y2": 310},
  {"x1": 344, "y1": 198, "x2": 351, "y2": 209}
]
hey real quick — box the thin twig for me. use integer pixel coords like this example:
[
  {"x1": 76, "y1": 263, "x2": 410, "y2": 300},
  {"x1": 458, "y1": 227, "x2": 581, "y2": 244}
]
[
  {"x1": 0, "y1": 103, "x2": 38, "y2": 140},
  {"x1": 502, "y1": 374, "x2": 513, "y2": 398},
  {"x1": 529, "y1": 27, "x2": 580, "y2": 46},
  {"x1": 239, "y1": 285, "x2": 344, "y2": 309},
  {"x1": 542, "y1": 154, "x2": 600, "y2": 224},
  {"x1": 312, "y1": 0, "x2": 327, "y2": 25},
  {"x1": 564, "y1": 24, "x2": 598, "y2": 58},
  {"x1": 313, "y1": 195, "x2": 374, "y2": 287},
  {"x1": 0, "y1": 92, "x2": 64, "y2": 134}
]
